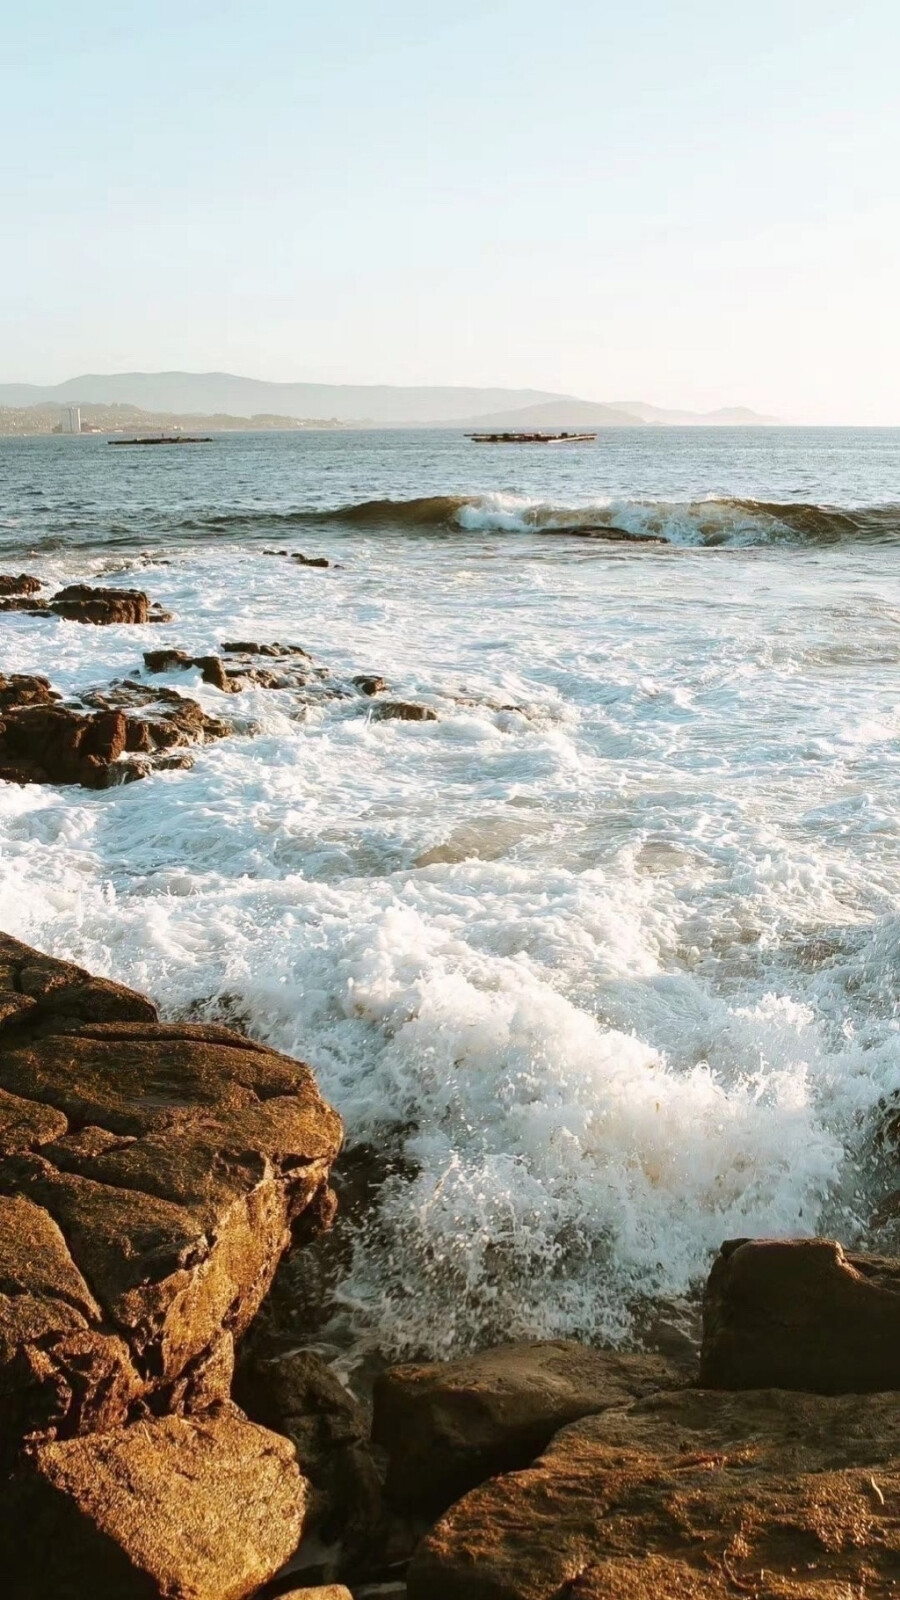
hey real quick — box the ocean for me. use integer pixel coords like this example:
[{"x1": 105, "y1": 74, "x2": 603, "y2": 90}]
[{"x1": 1, "y1": 426, "x2": 899, "y2": 1359}]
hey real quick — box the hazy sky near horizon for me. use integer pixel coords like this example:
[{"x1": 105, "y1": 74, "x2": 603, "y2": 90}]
[{"x1": 3, "y1": 1, "x2": 899, "y2": 422}]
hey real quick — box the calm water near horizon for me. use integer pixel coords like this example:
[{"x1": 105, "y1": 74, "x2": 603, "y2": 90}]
[{"x1": 1, "y1": 426, "x2": 898, "y2": 1358}]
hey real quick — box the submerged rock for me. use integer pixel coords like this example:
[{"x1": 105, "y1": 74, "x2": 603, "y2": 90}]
[
  {"x1": 371, "y1": 701, "x2": 437, "y2": 723},
  {"x1": 374, "y1": 1342, "x2": 682, "y2": 1516},
  {"x1": 409, "y1": 1386, "x2": 900, "y2": 1600},
  {"x1": 353, "y1": 675, "x2": 388, "y2": 696},
  {"x1": 4, "y1": 1407, "x2": 308, "y2": 1600},
  {"x1": 0, "y1": 932, "x2": 342, "y2": 1459},
  {"x1": 220, "y1": 640, "x2": 311, "y2": 658},
  {"x1": 700, "y1": 1236, "x2": 900, "y2": 1393},
  {"x1": 236, "y1": 1346, "x2": 382, "y2": 1555}
]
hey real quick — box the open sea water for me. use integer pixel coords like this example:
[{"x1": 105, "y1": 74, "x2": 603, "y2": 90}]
[{"x1": 1, "y1": 426, "x2": 899, "y2": 1357}]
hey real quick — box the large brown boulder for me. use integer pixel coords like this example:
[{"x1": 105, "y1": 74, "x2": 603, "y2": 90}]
[
  {"x1": 0, "y1": 703, "x2": 132, "y2": 788},
  {"x1": 373, "y1": 1342, "x2": 682, "y2": 1515},
  {"x1": 409, "y1": 1385, "x2": 900, "y2": 1600},
  {"x1": 4, "y1": 1407, "x2": 308, "y2": 1599},
  {"x1": 0, "y1": 933, "x2": 342, "y2": 1458},
  {"x1": 49, "y1": 585, "x2": 153, "y2": 624},
  {"x1": 699, "y1": 1236, "x2": 900, "y2": 1393}
]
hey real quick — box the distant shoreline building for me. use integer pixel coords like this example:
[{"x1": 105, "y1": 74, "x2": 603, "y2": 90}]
[{"x1": 62, "y1": 406, "x2": 82, "y2": 434}]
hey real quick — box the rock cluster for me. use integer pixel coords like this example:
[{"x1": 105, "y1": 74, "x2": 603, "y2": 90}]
[
  {"x1": 0, "y1": 932, "x2": 342, "y2": 1599},
  {"x1": 1, "y1": 565, "x2": 439, "y2": 792},
  {"x1": 0, "y1": 674, "x2": 229, "y2": 788},
  {"x1": 1, "y1": 941, "x2": 899, "y2": 1600},
  {"x1": 0, "y1": 582, "x2": 171, "y2": 624}
]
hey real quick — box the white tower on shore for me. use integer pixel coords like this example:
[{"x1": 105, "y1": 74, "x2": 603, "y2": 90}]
[{"x1": 63, "y1": 406, "x2": 82, "y2": 434}]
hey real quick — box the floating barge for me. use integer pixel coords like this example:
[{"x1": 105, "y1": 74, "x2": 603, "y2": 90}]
[
  {"x1": 466, "y1": 430, "x2": 596, "y2": 444},
  {"x1": 109, "y1": 435, "x2": 213, "y2": 446}
]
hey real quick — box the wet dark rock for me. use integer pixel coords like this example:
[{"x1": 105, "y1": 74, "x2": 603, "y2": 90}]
[
  {"x1": 236, "y1": 1346, "x2": 382, "y2": 1555},
  {"x1": 145, "y1": 643, "x2": 315, "y2": 694},
  {"x1": 700, "y1": 1236, "x2": 900, "y2": 1393},
  {"x1": 353, "y1": 676, "x2": 388, "y2": 696},
  {"x1": 0, "y1": 575, "x2": 42, "y2": 597},
  {"x1": 0, "y1": 596, "x2": 50, "y2": 614},
  {"x1": 565, "y1": 524, "x2": 666, "y2": 543},
  {"x1": 409, "y1": 1386, "x2": 900, "y2": 1600},
  {"x1": 374, "y1": 1343, "x2": 683, "y2": 1516},
  {"x1": 143, "y1": 647, "x2": 193, "y2": 673},
  {"x1": 0, "y1": 932, "x2": 343, "y2": 1460},
  {"x1": 3, "y1": 1407, "x2": 309, "y2": 1600},
  {"x1": 292, "y1": 553, "x2": 331, "y2": 568},
  {"x1": 371, "y1": 702, "x2": 437, "y2": 723},
  {"x1": 221, "y1": 641, "x2": 311, "y2": 658}
]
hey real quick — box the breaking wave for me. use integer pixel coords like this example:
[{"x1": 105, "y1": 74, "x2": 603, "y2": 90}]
[{"x1": 194, "y1": 493, "x2": 900, "y2": 547}]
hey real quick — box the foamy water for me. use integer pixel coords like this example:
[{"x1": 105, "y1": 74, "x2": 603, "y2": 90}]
[{"x1": 1, "y1": 428, "x2": 899, "y2": 1357}]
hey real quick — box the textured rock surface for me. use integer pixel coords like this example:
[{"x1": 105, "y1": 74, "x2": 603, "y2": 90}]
[
  {"x1": 373, "y1": 1342, "x2": 682, "y2": 1514},
  {"x1": 144, "y1": 641, "x2": 313, "y2": 693},
  {"x1": 0, "y1": 677, "x2": 230, "y2": 788},
  {"x1": 409, "y1": 1386, "x2": 900, "y2": 1600},
  {"x1": 0, "y1": 932, "x2": 342, "y2": 1456},
  {"x1": 237, "y1": 1346, "x2": 382, "y2": 1552},
  {"x1": 4, "y1": 1408, "x2": 308, "y2": 1600},
  {"x1": 700, "y1": 1236, "x2": 900, "y2": 1392},
  {"x1": 278, "y1": 1588, "x2": 354, "y2": 1600},
  {"x1": 278, "y1": 1589, "x2": 354, "y2": 1600},
  {"x1": 48, "y1": 585, "x2": 162, "y2": 625}
]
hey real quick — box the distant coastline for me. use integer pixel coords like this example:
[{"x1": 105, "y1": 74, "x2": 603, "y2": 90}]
[{"x1": 0, "y1": 369, "x2": 781, "y2": 432}]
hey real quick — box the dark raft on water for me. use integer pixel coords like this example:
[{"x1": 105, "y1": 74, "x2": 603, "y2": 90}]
[
  {"x1": 466, "y1": 430, "x2": 597, "y2": 444},
  {"x1": 108, "y1": 435, "x2": 213, "y2": 445}
]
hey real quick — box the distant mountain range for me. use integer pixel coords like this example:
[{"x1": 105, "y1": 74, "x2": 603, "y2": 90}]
[{"x1": 0, "y1": 372, "x2": 779, "y2": 427}]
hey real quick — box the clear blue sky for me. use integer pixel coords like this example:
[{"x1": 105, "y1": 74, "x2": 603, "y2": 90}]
[{"x1": 2, "y1": 0, "x2": 899, "y2": 420}]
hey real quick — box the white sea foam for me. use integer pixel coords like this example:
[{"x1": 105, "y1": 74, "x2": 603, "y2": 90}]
[{"x1": 1, "y1": 485, "x2": 899, "y2": 1358}]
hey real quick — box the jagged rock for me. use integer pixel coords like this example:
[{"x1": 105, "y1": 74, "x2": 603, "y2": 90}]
[
  {"x1": 409, "y1": 1386, "x2": 900, "y2": 1600},
  {"x1": 371, "y1": 702, "x2": 437, "y2": 723},
  {"x1": 0, "y1": 704, "x2": 133, "y2": 789},
  {"x1": 0, "y1": 933, "x2": 342, "y2": 1457},
  {"x1": 143, "y1": 647, "x2": 194, "y2": 673},
  {"x1": 0, "y1": 675, "x2": 58, "y2": 710},
  {"x1": 0, "y1": 575, "x2": 42, "y2": 596},
  {"x1": 0, "y1": 677, "x2": 231, "y2": 788},
  {"x1": 699, "y1": 1236, "x2": 900, "y2": 1393},
  {"x1": 236, "y1": 1346, "x2": 382, "y2": 1553},
  {"x1": 144, "y1": 644, "x2": 315, "y2": 693},
  {"x1": 3, "y1": 1407, "x2": 308, "y2": 1600},
  {"x1": 374, "y1": 1342, "x2": 682, "y2": 1516},
  {"x1": 292, "y1": 553, "x2": 330, "y2": 567},
  {"x1": 354, "y1": 676, "x2": 388, "y2": 696}
]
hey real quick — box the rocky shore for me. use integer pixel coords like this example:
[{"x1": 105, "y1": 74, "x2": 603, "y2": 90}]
[
  {"x1": 1, "y1": 929, "x2": 899, "y2": 1598},
  {"x1": 4, "y1": 570, "x2": 900, "y2": 1598}
]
